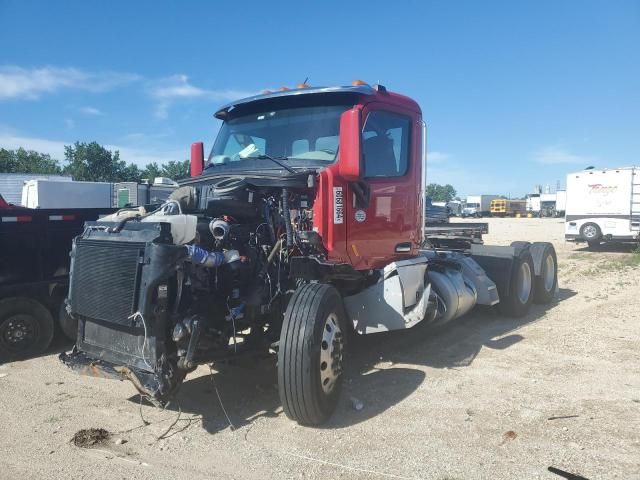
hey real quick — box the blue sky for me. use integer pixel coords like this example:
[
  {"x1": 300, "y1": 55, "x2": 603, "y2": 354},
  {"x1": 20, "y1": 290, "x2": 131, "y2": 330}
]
[{"x1": 0, "y1": 0, "x2": 638, "y2": 196}]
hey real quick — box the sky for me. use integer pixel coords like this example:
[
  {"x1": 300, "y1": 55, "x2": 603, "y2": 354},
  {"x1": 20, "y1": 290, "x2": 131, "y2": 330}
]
[{"x1": 0, "y1": 0, "x2": 638, "y2": 197}]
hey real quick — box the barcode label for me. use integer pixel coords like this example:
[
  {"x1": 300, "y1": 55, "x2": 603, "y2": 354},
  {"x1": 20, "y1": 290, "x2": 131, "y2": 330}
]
[{"x1": 333, "y1": 186, "x2": 344, "y2": 224}]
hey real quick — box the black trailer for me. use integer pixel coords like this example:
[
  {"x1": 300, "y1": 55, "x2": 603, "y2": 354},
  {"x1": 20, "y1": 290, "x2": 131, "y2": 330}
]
[{"x1": 0, "y1": 205, "x2": 114, "y2": 360}]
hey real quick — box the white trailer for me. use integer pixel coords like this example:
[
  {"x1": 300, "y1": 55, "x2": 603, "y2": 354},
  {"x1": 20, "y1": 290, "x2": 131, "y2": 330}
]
[
  {"x1": 446, "y1": 200, "x2": 463, "y2": 216},
  {"x1": 555, "y1": 190, "x2": 566, "y2": 215},
  {"x1": 0, "y1": 173, "x2": 71, "y2": 205},
  {"x1": 462, "y1": 195, "x2": 499, "y2": 217},
  {"x1": 21, "y1": 179, "x2": 113, "y2": 209},
  {"x1": 526, "y1": 194, "x2": 541, "y2": 213},
  {"x1": 565, "y1": 167, "x2": 640, "y2": 247}
]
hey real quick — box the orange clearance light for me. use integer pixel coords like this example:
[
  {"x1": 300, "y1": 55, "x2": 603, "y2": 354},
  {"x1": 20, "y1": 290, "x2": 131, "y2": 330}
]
[
  {"x1": 278, "y1": 86, "x2": 290, "y2": 91},
  {"x1": 352, "y1": 79, "x2": 368, "y2": 86},
  {"x1": 296, "y1": 83, "x2": 309, "y2": 89}
]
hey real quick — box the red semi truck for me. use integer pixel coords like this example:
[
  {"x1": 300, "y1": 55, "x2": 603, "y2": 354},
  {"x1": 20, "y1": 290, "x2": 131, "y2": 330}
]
[{"x1": 60, "y1": 83, "x2": 558, "y2": 425}]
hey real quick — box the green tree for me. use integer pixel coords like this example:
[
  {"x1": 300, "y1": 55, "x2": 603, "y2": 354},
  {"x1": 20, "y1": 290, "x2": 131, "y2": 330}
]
[
  {"x1": 161, "y1": 160, "x2": 190, "y2": 180},
  {"x1": 119, "y1": 163, "x2": 143, "y2": 182},
  {"x1": 425, "y1": 183, "x2": 457, "y2": 203},
  {"x1": 0, "y1": 148, "x2": 62, "y2": 174},
  {"x1": 142, "y1": 162, "x2": 162, "y2": 181},
  {"x1": 62, "y1": 142, "x2": 123, "y2": 181}
]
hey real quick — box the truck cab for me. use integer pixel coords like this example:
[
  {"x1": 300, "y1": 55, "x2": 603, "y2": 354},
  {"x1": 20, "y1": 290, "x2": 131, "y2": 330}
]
[{"x1": 190, "y1": 83, "x2": 425, "y2": 269}]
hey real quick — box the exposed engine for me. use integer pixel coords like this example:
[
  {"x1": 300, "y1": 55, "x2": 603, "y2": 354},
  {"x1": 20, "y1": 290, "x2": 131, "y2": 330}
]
[{"x1": 61, "y1": 174, "x2": 324, "y2": 404}]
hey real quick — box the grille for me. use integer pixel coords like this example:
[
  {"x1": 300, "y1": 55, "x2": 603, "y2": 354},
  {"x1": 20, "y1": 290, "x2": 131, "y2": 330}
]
[{"x1": 70, "y1": 239, "x2": 145, "y2": 326}]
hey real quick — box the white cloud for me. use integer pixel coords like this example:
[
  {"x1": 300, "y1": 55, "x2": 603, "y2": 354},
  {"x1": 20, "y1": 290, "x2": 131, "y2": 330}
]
[
  {"x1": 79, "y1": 106, "x2": 103, "y2": 116},
  {"x1": 0, "y1": 130, "x2": 185, "y2": 166},
  {"x1": 534, "y1": 146, "x2": 595, "y2": 165},
  {"x1": 149, "y1": 75, "x2": 256, "y2": 119},
  {"x1": 0, "y1": 66, "x2": 140, "y2": 100}
]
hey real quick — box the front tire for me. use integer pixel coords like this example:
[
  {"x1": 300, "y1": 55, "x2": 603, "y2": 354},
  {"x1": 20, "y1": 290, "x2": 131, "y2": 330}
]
[
  {"x1": 278, "y1": 283, "x2": 347, "y2": 425},
  {"x1": 0, "y1": 297, "x2": 55, "y2": 360}
]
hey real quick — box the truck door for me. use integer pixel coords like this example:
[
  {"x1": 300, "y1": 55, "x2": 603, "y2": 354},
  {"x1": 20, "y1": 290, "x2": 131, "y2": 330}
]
[{"x1": 345, "y1": 103, "x2": 421, "y2": 269}]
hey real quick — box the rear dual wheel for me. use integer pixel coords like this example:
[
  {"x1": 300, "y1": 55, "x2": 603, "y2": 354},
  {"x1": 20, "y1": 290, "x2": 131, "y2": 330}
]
[
  {"x1": 533, "y1": 242, "x2": 557, "y2": 304},
  {"x1": 278, "y1": 283, "x2": 347, "y2": 425},
  {"x1": 0, "y1": 297, "x2": 54, "y2": 360}
]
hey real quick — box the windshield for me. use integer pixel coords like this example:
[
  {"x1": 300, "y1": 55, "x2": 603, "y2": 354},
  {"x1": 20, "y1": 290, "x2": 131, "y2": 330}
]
[
  {"x1": 465, "y1": 203, "x2": 480, "y2": 208},
  {"x1": 207, "y1": 105, "x2": 349, "y2": 170}
]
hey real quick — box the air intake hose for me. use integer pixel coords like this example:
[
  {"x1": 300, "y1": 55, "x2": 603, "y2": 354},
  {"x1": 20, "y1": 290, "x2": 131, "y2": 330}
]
[{"x1": 282, "y1": 188, "x2": 293, "y2": 247}]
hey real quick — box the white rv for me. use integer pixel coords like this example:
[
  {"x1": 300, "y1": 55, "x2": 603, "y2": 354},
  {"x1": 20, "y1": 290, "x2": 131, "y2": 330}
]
[{"x1": 565, "y1": 167, "x2": 640, "y2": 247}]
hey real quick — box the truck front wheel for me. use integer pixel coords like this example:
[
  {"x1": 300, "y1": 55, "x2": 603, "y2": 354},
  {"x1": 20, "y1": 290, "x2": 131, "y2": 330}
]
[
  {"x1": 498, "y1": 250, "x2": 535, "y2": 317},
  {"x1": 278, "y1": 283, "x2": 347, "y2": 425},
  {"x1": 0, "y1": 297, "x2": 55, "y2": 360}
]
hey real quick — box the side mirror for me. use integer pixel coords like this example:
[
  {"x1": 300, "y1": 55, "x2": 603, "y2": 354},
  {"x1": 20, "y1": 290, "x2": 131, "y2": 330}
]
[
  {"x1": 338, "y1": 108, "x2": 361, "y2": 180},
  {"x1": 190, "y1": 142, "x2": 204, "y2": 177}
]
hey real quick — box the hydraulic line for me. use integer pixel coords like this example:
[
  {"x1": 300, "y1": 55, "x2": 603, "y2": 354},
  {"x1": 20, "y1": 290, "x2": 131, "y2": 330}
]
[{"x1": 282, "y1": 188, "x2": 293, "y2": 247}]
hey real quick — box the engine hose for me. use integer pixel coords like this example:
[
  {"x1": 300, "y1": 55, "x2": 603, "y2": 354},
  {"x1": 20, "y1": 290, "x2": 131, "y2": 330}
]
[
  {"x1": 264, "y1": 203, "x2": 276, "y2": 245},
  {"x1": 282, "y1": 188, "x2": 293, "y2": 247}
]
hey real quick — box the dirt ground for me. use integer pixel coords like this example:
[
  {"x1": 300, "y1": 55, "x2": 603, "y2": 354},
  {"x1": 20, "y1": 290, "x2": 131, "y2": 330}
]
[{"x1": 1, "y1": 218, "x2": 639, "y2": 480}]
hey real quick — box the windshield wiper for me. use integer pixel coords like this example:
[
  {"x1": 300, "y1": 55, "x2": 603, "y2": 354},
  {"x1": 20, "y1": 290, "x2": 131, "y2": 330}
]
[{"x1": 254, "y1": 154, "x2": 296, "y2": 174}]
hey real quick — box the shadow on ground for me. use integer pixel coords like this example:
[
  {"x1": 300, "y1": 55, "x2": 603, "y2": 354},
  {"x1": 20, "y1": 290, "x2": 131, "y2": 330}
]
[
  {"x1": 575, "y1": 242, "x2": 639, "y2": 254},
  {"x1": 147, "y1": 288, "x2": 576, "y2": 433}
]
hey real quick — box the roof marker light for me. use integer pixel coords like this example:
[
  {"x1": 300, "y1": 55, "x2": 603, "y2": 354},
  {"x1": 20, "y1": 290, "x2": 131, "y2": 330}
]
[
  {"x1": 278, "y1": 86, "x2": 290, "y2": 91},
  {"x1": 352, "y1": 79, "x2": 368, "y2": 86}
]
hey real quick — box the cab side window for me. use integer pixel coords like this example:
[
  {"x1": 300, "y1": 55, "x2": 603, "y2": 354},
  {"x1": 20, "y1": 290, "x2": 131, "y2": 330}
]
[{"x1": 362, "y1": 111, "x2": 410, "y2": 178}]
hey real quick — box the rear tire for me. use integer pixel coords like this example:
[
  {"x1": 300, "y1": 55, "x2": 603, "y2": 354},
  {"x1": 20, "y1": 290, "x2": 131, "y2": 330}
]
[
  {"x1": 278, "y1": 283, "x2": 347, "y2": 425},
  {"x1": 57, "y1": 301, "x2": 78, "y2": 341},
  {"x1": 498, "y1": 250, "x2": 535, "y2": 317},
  {"x1": 533, "y1": 243, "x2": 557, "y2": 304},
  {"x1": 580, "y1": 223, "x2": 601, "y2": 248},
  {"x1": 0, "y1": 297, "x2": 55, "y2": 360}
]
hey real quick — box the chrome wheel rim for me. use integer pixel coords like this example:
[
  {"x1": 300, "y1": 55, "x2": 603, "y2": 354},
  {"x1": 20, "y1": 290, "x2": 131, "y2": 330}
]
[
  {"x1": 320, "y1": 313, "x2": 343, "y2": 394},
  {"x1": 517, "y1": 262, "x2": 532, "y2": 304},
  {"x1": 543, "y1": 255, "x2": 555, "y2": 291},
  {"x1": 583, "y1": 225, "x2": 597, "y2": 239}
]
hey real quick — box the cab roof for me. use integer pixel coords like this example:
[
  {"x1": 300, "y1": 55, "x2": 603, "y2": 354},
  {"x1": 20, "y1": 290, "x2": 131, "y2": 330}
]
[{"x1": 214, "y1": 84, "x2": 421, "y2": 119}]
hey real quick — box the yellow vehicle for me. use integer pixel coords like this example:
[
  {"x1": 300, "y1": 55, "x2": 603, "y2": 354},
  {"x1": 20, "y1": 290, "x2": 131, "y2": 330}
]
[{"x1": 490, "y1": 198, "x2": 527, "y2": 217}]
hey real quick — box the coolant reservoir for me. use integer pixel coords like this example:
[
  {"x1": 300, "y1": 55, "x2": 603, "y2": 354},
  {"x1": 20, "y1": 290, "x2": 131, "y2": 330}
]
[{"x1": 141, "y1": 213, "x2": 197, "y2": 244}]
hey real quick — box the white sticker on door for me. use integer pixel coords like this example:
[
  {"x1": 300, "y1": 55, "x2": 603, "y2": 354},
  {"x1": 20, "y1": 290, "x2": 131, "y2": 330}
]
[{"x1": 333, "y1": 186, "x2": 344, "y2": 224}]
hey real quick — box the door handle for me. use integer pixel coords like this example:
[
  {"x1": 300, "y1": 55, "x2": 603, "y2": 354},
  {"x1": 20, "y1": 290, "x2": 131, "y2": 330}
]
[{"x1": 395, "y1": 242, "x2": 411, "y2": 253}]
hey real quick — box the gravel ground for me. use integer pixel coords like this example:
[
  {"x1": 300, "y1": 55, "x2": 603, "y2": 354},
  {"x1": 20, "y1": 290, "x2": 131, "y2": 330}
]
[{"x1": 1, "y1": 218, "x2": 639, "y2": 480}]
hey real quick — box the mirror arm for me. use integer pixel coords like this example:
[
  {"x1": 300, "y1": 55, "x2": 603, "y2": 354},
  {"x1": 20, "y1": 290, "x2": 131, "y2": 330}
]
[{"x1": 350, "y1": 180, "x2": 370, "y2": 209}]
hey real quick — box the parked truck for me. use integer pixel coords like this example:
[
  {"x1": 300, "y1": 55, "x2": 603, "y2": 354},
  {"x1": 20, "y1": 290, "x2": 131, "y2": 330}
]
[
  {"x1": 0, "y1": 200, "x2": 114, "y2": 359},
  {"x1": 490, "y1": 198, "x2": 526, "y2": 217},
  {"x1": 60, "y1": 83, "x2": 558, "y2": 425},
  {"x1": 462, "y1": 195, "x2": 499, "y2": 217},
  {"x1": 565, "y1": 167, "x2": 640, "y2": 248}
]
